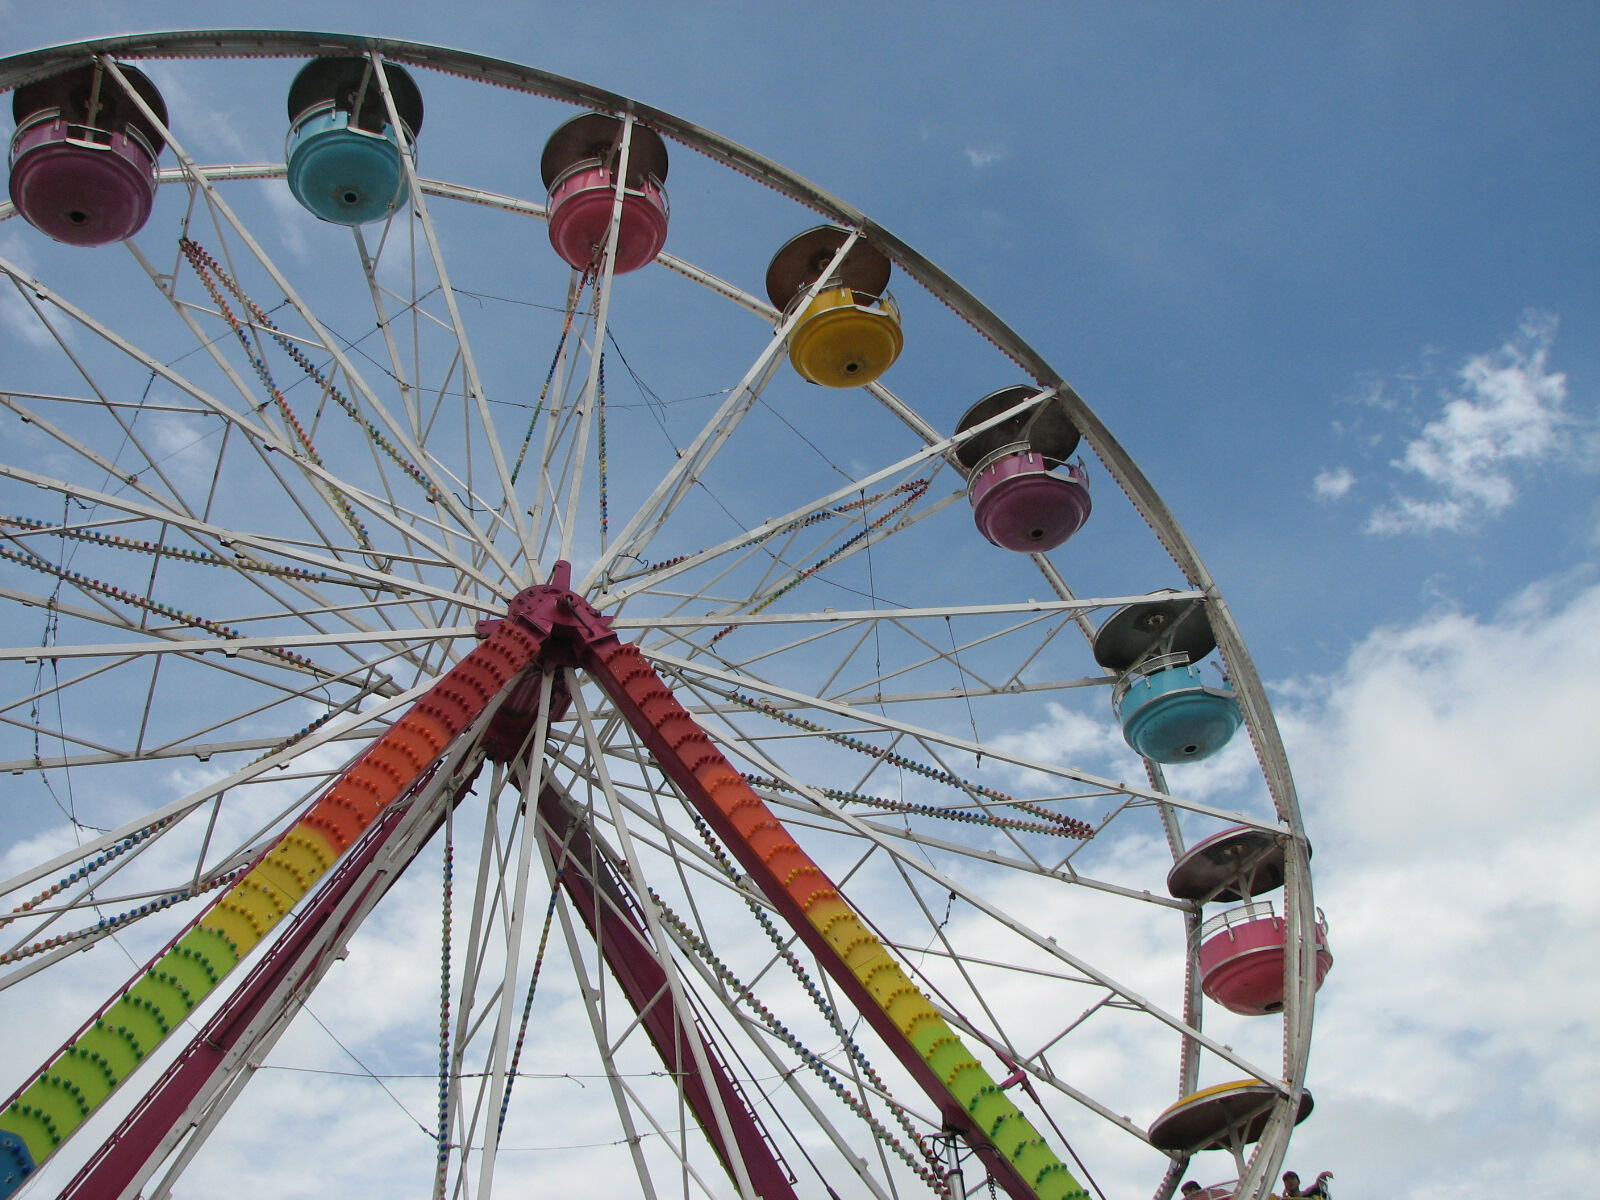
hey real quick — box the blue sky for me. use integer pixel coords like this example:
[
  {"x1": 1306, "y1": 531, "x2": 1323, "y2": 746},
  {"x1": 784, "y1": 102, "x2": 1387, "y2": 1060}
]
[
  {"x1": 4, "y1": 3, "x2": 1594, "y2": 663},
  {"x1": 1, "y1": 4, "x2": 1596, "y2": 1199}
]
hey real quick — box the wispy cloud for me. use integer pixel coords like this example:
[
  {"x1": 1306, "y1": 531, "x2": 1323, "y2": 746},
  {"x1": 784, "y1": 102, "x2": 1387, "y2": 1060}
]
[
  {"x1": 262, "y1": 180, "x2": 313, "y2": 264},
  {"x1": 0, "y1": 232, "x2": 62, "y2": 351},
  {"x1": 1312, "y1": 466, "x2": 1355, "y2": 502},
  {"x1": 146, "y1": 69, "x2": 258, "y2": 161},
  {"x1": 987, "y1": 700, "x2": 1137, "y2": 789},
  {"x1": 140, "y1": 410, "x2": 227, "y2": 490},
  {"x1": 963, "y1": 144, "x2": 1009, "y2": 169},
  {"x1": 1365, "y1": 311, "x2": 1578, "y2": 534}
]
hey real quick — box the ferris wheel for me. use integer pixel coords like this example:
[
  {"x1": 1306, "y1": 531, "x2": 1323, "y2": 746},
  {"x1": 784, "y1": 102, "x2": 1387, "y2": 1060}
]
[{"x1": 0, "y1": 32, "x2": 1328, "y2": 1200}]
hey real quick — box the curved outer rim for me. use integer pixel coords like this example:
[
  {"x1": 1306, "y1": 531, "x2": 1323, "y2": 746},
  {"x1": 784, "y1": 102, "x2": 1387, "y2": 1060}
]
[{"x1": 0, "y1": 30, "x2": 1316, "y2": 1200}]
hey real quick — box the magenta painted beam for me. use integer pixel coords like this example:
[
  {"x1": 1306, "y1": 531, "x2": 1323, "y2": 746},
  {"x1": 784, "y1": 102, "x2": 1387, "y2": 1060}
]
[{"x1": 537, "y1": 784, "x2": 799, "y2": 1200}]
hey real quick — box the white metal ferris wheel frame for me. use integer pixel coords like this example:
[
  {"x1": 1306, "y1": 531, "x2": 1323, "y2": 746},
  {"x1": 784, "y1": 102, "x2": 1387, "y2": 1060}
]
[{"x1": 0, "y1": 29, "x2": 1319, "y2": 1200}]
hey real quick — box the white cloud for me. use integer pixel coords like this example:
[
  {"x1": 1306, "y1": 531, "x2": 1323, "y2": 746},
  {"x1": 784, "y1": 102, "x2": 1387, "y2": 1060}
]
[
  {"x1": 144, "y1": 71, "x2": 255, "y2": 162},
  {"x1": 1364, "y1": 493, "x2": 1469, "y2": 535},
  {"x1": 7, "y1": 576, "x2": 1595, "y2": 1200},
  {"x1": 1270, "y1": 574, "x2": 1600, "y2": 1198},
  {"x1": 144, "y1": 410, "x2": 227, "y2": 488},
  {"x1": 0, "y1": 231, "x2": 63, "y2": 351},
  {"x1": 1311, "y1": 466, "x2": 1355, "y2": 502},
  {"x1": 963, "y1": 144, "x2": 1009, "y2": 169},
  {"x1": 262, "y1": 180, "x2": 314, "y2": 264},
  {"x1": 1367, "y1": 311, "x2": 1581, "y2": 534},
  {"x1": 988, "y1": 698, "x2": 1134, "y2": 782}
]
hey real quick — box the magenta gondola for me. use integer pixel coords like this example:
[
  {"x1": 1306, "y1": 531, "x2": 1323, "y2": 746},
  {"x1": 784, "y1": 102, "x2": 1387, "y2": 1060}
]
[
  {"x1": 954, "y1": 386, "x2": 1091, "y2": 551},
  {"x1": 8, "y1": 61, "x2": 167, "y2": 245}
]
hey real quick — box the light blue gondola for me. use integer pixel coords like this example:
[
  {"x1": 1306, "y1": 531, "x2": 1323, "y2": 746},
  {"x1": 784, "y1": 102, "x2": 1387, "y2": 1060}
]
[
  {"x1": 1113, "y1": 659, "x2": 1241, "y2": 763},
  {"x1": 1094, "y1": 595, "x2": 1243, "y2": 765},
  {"x1": 286, "y1": 57, "x2": 422, "y2": 226}
]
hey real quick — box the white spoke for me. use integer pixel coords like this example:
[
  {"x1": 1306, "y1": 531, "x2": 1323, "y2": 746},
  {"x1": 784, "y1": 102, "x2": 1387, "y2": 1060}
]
[{"x1": 0, "y1": 33, "x2": 1317, "y2": 1200}]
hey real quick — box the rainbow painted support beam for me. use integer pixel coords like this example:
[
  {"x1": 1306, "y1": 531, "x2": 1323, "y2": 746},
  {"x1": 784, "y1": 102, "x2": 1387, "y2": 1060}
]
[
  {"x1": 3, "y1": 567, "x2": 1087, "y2": 1200},
  {"x1": 0, "y1": 617, "x2": 543, "y2": 1195},
  {"x1": 575, "y1": 617, "x2": 1088, "y2": 1200}
]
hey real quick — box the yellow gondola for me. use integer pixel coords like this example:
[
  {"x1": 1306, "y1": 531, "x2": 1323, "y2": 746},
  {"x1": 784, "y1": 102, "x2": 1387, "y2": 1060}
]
[{"x1": 766, "y1": 226, "x2": 903, "y2": 387}]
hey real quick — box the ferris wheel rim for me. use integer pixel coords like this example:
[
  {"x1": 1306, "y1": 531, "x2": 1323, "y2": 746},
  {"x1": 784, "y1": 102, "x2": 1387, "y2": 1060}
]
[
  {"x1": 2, "y1": 33, "x2": 1300, "y2": 818},
  {"x1": 0, "y1": 31, "x2": 1317, "y2": 1200}
]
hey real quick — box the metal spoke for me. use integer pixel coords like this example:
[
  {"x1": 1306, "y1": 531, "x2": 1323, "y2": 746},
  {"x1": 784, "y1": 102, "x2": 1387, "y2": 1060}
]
[{"x1": 0, "y1": 32, "x2": 1315, "y2": 1200}]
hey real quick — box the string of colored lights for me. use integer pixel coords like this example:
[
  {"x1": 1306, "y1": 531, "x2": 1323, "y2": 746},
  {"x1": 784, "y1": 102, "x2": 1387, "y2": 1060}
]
[
  {"x1": 0, "y1": 515, "x2": 382, "y2": 591},
  {"x1": 181, "y1": 237, "x2": 442, "y2": 504},
  {"x1": 647, "y1": 885, "x2": 949, "y2": 1194},
  {"x1": 708, "y1": 480, "x2": 929, "y2": 646},
  {"x1": 179, "y1": 237, "x2": 376, "y2": 550},
  {"x1": 682, "y1": 808, "x2": 945, "y2": 1180},
  {"x1": 725, "y1": 692, "x2": 1093, "y2": 839},
  {"x1": 0, "y1": 542, "x2": 320, "y2": 674}
]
